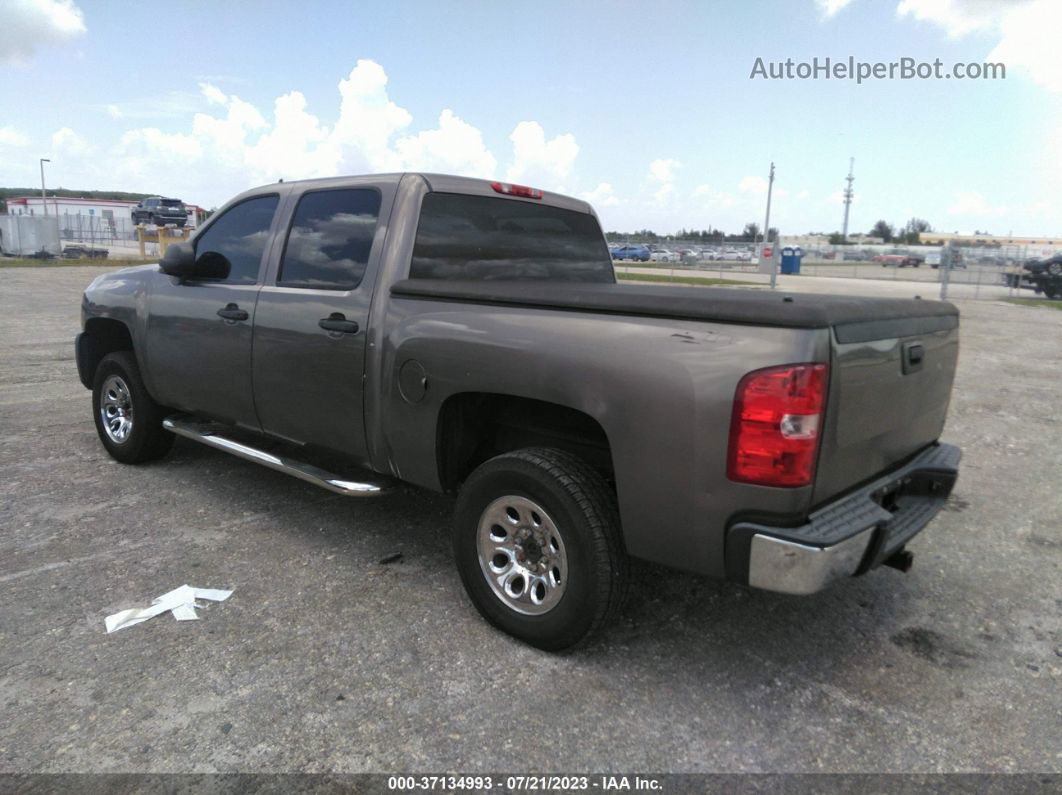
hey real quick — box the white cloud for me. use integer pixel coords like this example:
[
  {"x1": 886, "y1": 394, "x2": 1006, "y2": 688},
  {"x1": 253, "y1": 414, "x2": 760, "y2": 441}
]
[
  {"x1": 199, "y1": 82, "x2": 228, "y2": 106},
  {"x1": 506, "y1": 121, "x2": 578, "y2": 188},
  {"x1": 242, "y1": 90, "x2": 335, "y2": 181},
  {"x1": 987, "y1": 0, "x2": 1062, "y2": 93},
  {"x1": 57, "y1": 59, "x2": 582, "y2": 207},
  {"x1": 51, "y1": 126, "x2": 90, "y2": 155},
  {"x1": 118, "y1": 127, "x2": 200, "y2": 156},
  {"x1": 646, "y1": 159, "x2": 681, "y2": 206},
  {"x1": 897, "y1": 0, "x2": 1062, "y2": 92},
  {"x1": 648, "y1": 158, "x2": 680, "y2": 183},
  {"x1": 581, "y1": 182, "x2": 620, "y2": 207},
  {"x1": 817, "y1": 0, "x2": 856, "y2": 17},
  {"x1": 330, "y1": 59, "x2": 413, "y2": 174},
  {"x1": 0, "y1": 0, "x2": 85, "y2": 65},
  {"x1": 0, "y1": 125, "x2": 30, "y2": 146},
  {"x1": 895, "y1": 0, "x2": 1009, "y2": 38},
  {"x1": 398, "y1": 109, "x2": 497, "y2": 178}
]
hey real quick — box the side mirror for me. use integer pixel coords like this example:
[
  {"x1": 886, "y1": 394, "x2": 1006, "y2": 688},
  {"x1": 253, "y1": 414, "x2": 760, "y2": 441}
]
[
  {"x1": 159, "y1": 243, "x2": 231, "y2": 280},
  {"x1": 159, "y1": 242, "x2": 196, "y2": 277}
]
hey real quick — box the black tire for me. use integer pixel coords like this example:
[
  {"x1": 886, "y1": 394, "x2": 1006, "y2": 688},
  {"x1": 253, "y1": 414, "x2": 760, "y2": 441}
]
[
  {"x1": 92, "y1": 351, "x2": 174, "y2": 464},
  {"x1": 453, "y1": 448, "x2": 628, "y2": 651},
  {"x1": 1047, "y1": 262, "x2": 1062, "y2": 277},
  {"x1": 1043, "y1": 285, "x2": 1059, "y2": 299}
]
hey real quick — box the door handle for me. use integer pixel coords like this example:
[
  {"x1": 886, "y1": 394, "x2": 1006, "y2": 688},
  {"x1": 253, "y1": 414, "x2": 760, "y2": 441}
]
[
  {"x1": 217, "y1": 303, "x2": 249, "y2": 322},
  {"x1": 318, "y1": 313, "x2": 359, "y2": 334}
]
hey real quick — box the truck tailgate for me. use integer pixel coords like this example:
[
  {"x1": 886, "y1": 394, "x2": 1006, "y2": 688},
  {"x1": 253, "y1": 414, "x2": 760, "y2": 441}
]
[{"x1": 813, "y1": 311, "x2": 959, "y2": 505}]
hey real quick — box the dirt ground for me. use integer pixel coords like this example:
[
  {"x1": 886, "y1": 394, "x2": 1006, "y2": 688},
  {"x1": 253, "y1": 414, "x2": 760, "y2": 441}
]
[{"x1": 0, "y1": 266, "x2": 1058, "y2": 774}]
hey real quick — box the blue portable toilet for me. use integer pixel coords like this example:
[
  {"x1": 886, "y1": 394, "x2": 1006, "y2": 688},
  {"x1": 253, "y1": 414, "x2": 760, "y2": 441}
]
[{"x1": 780, "y1": 246, "x2": 803, "y2": 275}]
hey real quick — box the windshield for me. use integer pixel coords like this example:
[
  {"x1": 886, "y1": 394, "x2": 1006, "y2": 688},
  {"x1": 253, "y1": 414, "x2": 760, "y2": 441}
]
[{"x1": 410, "y1": 192, "x2": 614, "y2": 283}]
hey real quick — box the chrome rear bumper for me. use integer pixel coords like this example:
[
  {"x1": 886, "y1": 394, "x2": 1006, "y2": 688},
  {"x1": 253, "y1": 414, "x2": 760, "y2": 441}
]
[{"x1": 727, "y1": 443, "x2": 961, "y2": 595}]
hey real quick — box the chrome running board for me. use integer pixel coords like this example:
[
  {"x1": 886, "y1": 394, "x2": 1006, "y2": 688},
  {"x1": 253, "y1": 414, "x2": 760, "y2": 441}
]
[{"x1": 162, "y1": 415, "x2": 392, "y2": 497}]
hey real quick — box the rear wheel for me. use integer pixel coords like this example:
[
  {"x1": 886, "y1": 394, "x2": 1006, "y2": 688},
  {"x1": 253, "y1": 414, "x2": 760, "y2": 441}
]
[
  {"x1": 453, "y1": 448, "x2": 628, "y2": 651},
  {"x1": 92, "y1": 351, "x2": 174, "y2": 464}
]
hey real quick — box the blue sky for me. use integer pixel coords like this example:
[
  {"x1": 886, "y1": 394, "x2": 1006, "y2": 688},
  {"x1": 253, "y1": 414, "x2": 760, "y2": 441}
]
[{"x1": 1, "y1": 0, "x2": 1059, "y2": 236}]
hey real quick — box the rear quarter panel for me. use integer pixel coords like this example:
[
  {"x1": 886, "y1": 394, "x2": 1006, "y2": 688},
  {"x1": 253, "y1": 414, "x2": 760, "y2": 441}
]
[{"x1": 375, "y1": 297, "x2": 830, "y2": 577}]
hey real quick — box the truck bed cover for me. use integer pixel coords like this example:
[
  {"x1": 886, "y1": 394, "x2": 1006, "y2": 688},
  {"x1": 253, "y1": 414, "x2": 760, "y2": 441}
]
[{"x1": 391, "y1": 279, "x2": 958, "y2": 341}]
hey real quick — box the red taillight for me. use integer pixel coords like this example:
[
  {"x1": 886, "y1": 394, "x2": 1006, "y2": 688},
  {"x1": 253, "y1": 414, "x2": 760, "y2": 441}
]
[
  {"x1": 727, "y1": 363, "x2": 829, "y2": 488},
  {"x1": 490, "y1": 181, "x2": 543, "y2": 199}
]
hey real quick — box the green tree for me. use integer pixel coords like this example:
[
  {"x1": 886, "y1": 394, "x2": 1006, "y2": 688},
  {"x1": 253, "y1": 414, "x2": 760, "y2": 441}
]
[
  {"x1": 870, "y1": 220, "x2": 894, "y2": 243},
  {"x1": 899, "y1": 217, "x2": 932, "y2": 245}
]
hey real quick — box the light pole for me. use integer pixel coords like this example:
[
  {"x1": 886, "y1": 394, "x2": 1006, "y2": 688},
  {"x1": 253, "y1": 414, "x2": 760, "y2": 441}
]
[
  {"x1": 763, "y1": 162, "x2": 777, "y2": 289},
  {"x1": 39, "y1": 158, "x2": 50, "y2": 216}
]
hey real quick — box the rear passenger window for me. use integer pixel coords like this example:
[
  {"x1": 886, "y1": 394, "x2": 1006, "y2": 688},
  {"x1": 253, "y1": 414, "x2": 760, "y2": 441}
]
[
  {"x1": 279, "y1": 188, "x2": 381, "y2": 290},
  {"x1": 410, "y1": 192, "x2": 614, "y2": 282}
]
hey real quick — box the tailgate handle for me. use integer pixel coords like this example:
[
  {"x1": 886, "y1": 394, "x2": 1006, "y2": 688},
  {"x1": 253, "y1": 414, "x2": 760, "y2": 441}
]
[{"x1": 902, "y1": 342, "x2": 925, "y2": 374}]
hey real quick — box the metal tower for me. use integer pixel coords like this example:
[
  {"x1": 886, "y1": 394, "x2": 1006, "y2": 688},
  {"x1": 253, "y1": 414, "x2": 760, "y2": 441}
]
[{"x1": 841, "y1": 158, "x2": 854, "y2": 241}]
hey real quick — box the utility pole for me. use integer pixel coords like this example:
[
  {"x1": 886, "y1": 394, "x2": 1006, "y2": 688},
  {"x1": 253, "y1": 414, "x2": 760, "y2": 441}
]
[
  {"x1": 39, "y1": 158, "x2": 50, "y2": 215},
  {"x1": 764, "y1": 162, "x2": 777, "y2": 289},
  {"x1": 841, "y1": 157, "x2": 854, "y2": 241}
]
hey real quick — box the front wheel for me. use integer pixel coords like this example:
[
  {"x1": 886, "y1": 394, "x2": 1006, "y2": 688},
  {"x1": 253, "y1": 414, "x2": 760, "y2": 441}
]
[
  {"x1": 453, "y1": 448, "x2": 628, "y2": 651},
  {"x1": 92, "y1": 351, "x2": 174, "y2": 464}
]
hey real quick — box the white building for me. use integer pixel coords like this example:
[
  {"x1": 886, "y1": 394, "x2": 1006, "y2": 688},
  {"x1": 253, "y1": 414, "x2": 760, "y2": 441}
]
[{"x1": 6, "y1": 195, "x2": 204, "y2": 241}]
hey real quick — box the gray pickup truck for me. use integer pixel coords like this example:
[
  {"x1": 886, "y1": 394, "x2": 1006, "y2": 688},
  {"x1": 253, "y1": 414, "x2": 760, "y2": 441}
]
[{"x1": 76, "y1": 173, "x2": 961, "y2": 649}]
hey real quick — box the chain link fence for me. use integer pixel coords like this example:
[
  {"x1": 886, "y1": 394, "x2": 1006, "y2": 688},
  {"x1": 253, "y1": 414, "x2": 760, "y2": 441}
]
[{"x1": 609, "y1": 238, "x2": 1055, "y2": 301}]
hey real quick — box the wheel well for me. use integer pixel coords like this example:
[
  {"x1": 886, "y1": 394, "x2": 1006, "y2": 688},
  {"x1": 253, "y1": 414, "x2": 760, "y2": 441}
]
[
  {"x1": 436, "y1": 393, "x2": 614, "y2": 493},
  {"x1": 78, "y1": 318, "x2": 133, "y2": 388}
]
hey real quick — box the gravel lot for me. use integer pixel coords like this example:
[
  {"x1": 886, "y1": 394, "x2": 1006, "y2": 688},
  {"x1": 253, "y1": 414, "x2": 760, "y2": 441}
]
[{"x1": 1, "y1": 265, "x2": 1059, "y2": 774}]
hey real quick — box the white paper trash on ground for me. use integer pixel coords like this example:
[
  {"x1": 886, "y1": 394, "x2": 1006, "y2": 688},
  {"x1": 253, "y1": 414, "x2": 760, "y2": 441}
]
[{"x1": 104, "y1": 585, "x2": 233, "y2": 633}]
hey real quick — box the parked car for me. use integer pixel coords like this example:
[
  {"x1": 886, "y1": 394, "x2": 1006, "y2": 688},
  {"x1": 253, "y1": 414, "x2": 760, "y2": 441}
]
[
  {"x1": 875, "y1": 254, "x2": 921, "y2": 267},
  {"x1": 62, "y1": 245, "x2": 108, "y2": 259},
  {"x1": 131, "y1": 197, "x2": 189, "y2": 227},
  {"x1": 612, "y1": 244, "x2": 650, "y2": 262},
  {"x1": 1020, "y1": 255, "x2": 1062, "y2": 298},
  {"x1": 649, "y1": 248, "x2": 679, "y2": 263},
  {"x1": 929, "y1": 250, "x2": 966, "y2": 269},
  {"x1": 76, "y1": 172, "x2": 962, "y2": 650}
]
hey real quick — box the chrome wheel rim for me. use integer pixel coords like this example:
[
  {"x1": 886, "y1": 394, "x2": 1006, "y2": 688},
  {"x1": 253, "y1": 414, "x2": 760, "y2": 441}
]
[
  {"x1": 477, "y1": 495, "x2": 568, "y2": 616},
  {"x1": 100, "y1": 375, "x2": 134, "y2": 444}
]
